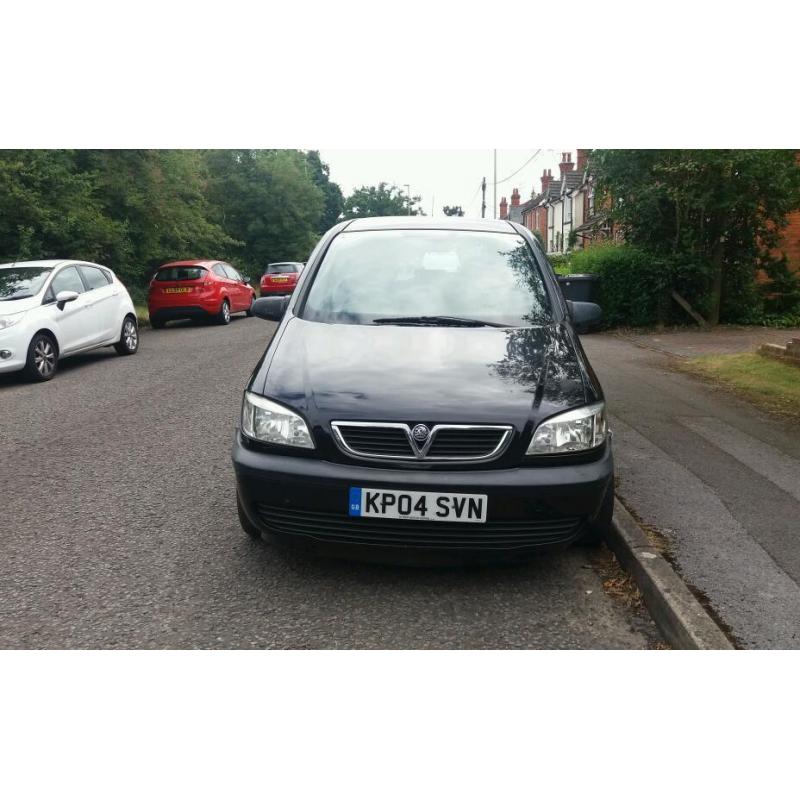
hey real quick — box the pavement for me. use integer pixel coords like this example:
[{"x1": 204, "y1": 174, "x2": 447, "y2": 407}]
[
  {"x1": 0, "y1": 317, "x2": 659, "y2": 649},
  {"x1": 620, "y1": 325, "x2": 800, "y2": 358},
  {"x1": 583, "y1": 331, "x2": 800, "y2": 649}
]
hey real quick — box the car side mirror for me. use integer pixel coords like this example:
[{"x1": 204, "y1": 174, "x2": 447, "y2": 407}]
[
  {"x1": 56, "y1": 290, "x2": 79, "y2": 310},
  {"x1": 241, "y1": 276, "x2": 251, "y2": 284},
  {"x1": 567, "y1": 300, "x2": 603, "y2": 333},
  {"x1": 252, "y1": 296, "x2": 290, "y2": 321}
]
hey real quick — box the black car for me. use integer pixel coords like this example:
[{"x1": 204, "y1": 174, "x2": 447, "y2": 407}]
[{"x1": 233, "y1": 217, "x2": 611, "y2": 563}]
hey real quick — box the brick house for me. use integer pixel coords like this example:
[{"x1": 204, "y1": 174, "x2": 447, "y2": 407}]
[
  {"x1": 517, "y1": 150, "x2": 617, "y2": 254},
  {"x1": 775, "y1": 211, "x2": 800, "y2": 277}
]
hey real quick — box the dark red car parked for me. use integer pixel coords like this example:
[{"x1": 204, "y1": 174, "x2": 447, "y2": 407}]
[
  {"x1": 260, "y1": 262, "x2": 304, "y2": 296},
  {"x1": 148, "y1": 260, "x2": 256, "y2": 328}
]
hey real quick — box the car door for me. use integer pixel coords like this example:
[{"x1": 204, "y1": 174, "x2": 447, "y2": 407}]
[
  {"x1": 222, "y1": 264, "x2": 247, "y2": 311},
  {"x1": 78, "y1": 265, "x2": 118, "y2": 343},
  {"x1": 45, "y1": 265, "x2": 92, "y2": 353},
  {"x1": 233, "y1": 265, "x2": 253, "y2": 309},
  {"x1": 211, "y1": 263, "x2": 234, "y2": 310}
]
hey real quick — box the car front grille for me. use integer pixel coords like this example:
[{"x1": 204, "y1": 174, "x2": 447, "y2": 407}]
[
  {"x1": 331, "y1": 422, "x2": 512, "y2": 463},
  {"x1": 255, "y1": 503, "x2": 583, "y2": 550}
]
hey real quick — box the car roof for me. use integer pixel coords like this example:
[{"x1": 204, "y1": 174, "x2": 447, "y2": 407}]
[
  {"x1": 342, "y1": 216, "x2": 518, "y2": 233},
  {"x1": 267, "y1": 262, "x2": 302, "y2": 266},
  {"x1": 158, "y1": 260, "x2": 219, "y2": 268},
  {"x1": 0, "y1": 259, "x2": 108, "y2": 271}
]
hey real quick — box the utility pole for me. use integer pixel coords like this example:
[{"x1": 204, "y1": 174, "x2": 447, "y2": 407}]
[
  {"x1": 404, "y1": 184, "x2": 411, "y2": 215},
  {"x1": 481, "y1": 177, "x2": 486, "y2": 218},
  {"x1": 493, "y1": 150, "x2": 497, "y2": 219}
]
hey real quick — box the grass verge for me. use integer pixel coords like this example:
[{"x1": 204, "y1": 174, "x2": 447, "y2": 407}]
[
  {"x1": 677, "y1": 352, "x2": 800, "y2": 419},
  {"x1": 135, "y1": 305, "x2": 150, "y2": 329}
]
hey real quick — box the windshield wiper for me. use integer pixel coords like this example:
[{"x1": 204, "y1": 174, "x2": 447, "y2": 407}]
[
  {"x1": 0, "y1": 294, "x2": 34, "y2": 301},
  {"x1": 371, "y1": 315, "x2": 509, "y2": 328}
]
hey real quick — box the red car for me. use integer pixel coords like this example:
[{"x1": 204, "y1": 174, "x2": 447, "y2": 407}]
[
  {"x1": 148, "y1": 260, "x2": 256, "y2": 328},
  {"x1": 260, "y1": 262, "x2": 304, "y2": 296}
]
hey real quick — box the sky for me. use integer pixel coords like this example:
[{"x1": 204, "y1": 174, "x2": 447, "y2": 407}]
[{"x1": 319, "y1": 149, "x2": 579, "y2": 219}]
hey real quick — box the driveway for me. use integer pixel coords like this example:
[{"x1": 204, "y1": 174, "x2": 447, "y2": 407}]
[
  {"x1": 583, "y1": 332, "x2": 800, "y2": 649},
  {"x1": 0, "y1": 319, "x2": 658, "y2": 649}
]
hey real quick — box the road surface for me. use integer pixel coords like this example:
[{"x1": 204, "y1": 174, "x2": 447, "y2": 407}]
[{"x1": 0, "y1": 317, "x2": 658, "y2": 649}]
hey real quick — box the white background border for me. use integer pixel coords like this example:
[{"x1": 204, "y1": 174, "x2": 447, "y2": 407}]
[{"x1": 3, "y1": 1, "x2": 799, "y2": 796}]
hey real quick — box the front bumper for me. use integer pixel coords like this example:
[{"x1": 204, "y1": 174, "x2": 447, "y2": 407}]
[
  {"x1": 0, "y1": 327, "x2": 30, "y2": 373},
  {"x1": 232, "y1": 431, "x2": 614, "y2": 562}
]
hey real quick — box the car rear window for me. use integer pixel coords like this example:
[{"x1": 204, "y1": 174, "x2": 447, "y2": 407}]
[
  {"x1": 301, "y1": 230, "x2": 553, "y2": 327},
  {"x1": 266, "y1": 264, "x2": 298, "y2": 275},
  {"x1": 155, "y1": 266, "x2": 207, "y2": 282}
]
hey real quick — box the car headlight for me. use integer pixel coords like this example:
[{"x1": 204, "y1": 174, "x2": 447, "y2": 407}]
[
  {"x1": 241, "y1": 391, "x2": 314, "y2": 449},
  {"x1": 0, "y1": 311, "x2": 26, "y2": 331},
  {"x1": 526, "y1": 402, "x2": 607, "y2": 455}
]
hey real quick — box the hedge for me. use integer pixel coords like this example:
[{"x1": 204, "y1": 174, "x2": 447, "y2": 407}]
[{"x1": 555, "y1": 243, "x2": 719, "y2": 328}]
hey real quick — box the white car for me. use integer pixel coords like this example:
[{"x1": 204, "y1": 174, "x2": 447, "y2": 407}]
[{"x1": 0, "y1": 260, "x2": 139, "y2": 382}]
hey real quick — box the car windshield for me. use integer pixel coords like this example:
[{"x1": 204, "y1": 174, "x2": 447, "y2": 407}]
[
  {"x1": 155, "y1": 266, "x2": 207, "y2": 281},
  {"x1": 0, "y1": 266, "x2": 53, "y2": 301},
  {"x1": 301, "y1": 230, "x2": 552, "y2": 327},
  {"x1": 266, "y1": 264, "x2": 298, "y2": 274}
]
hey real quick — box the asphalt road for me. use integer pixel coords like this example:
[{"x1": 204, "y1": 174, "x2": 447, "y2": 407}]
[
  {"x1": 0, "y1": 317, "x2": 657, "y2": 649},
  {"x1": 583, "y1": 333, "x2": 800, "y2": 649}
]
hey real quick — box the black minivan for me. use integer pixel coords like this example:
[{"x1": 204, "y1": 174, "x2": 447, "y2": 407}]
[{"x1": 233, "y1": 217, "x2": 611, "y2": 562}]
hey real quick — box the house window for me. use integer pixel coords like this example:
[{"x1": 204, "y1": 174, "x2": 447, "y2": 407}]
[{"x1": 588, "y1": 187, "x2": 595, "y2": 217}]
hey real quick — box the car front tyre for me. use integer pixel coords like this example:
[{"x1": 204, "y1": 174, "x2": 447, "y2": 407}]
[
  {"x1": 217, "y1": 299, "x2": 231, "y2": 325},
  {"x1": 114, "y1": 316, "x2": 139, "y2": 356},
  {"x1": 245, "y1": 294, "x2": 255, "y2": 317},
  {"x1": 24, "y1": 333, "x2": 58, "y2": 382}
]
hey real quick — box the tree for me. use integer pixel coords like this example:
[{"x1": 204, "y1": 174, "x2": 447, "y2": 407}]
[
  {"x1": 0, "y1": 150, "x2": 128, "y2": 268},
  {"x1": 305, "y1": 150, "x2": 344, "y2": 232},
  {"x1": 0, "y1": 150, "x2": 236, "y2": 290},
  {"x1": 77, "y1": 150, "x2": 235, "y2": 284},
  {"x1": 341, "y1": 182, "x2": 423, "y2": 218},
  {"x1": 442, "y1": 205, "x2": 465, "y2": 217},
  {"x1": 0, "y1": 149, "x2": 338, "y2": 293},
  {"x1": 591, "y1": 149, "x2": 800, "y2": 325},
  {"x1": 204, "y1": 149, "x2": 324, "y2": 274}
]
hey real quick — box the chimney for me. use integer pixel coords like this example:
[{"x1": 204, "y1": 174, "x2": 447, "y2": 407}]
[
  {"x1": 511, "y1": 187, "x2": 520, "y2": 207},
  {"x1": 541, "y1": 169, "x2": 552, "y2": 193},
  {"x1": 576, "y1": 149, "x2": 589, "y2": 173},
  {"x1": 559, "y1": 151, "x2": 575, "y2": 177},
  {"x1": 499, "y1": 196, "x2": 508, "y2": 220}
]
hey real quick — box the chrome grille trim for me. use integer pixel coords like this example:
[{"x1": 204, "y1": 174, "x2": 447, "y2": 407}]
[{"x1": 331, "y1": 421, "x2": 513, "y2": 463}]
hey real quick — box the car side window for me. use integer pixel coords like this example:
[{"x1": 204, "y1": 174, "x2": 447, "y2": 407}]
[
  {"x1": 79, "y1": 265, "x2": 112, "y2": 291},
  {"x1": 50, "y1": 266, "x2": 85, "y2": 296},
  {"x1": 212, "y1": 264, "x2": 228, "y2": 278},
  {"x1": 223, "y1": 265, "x2": 241, "y2": 281}
]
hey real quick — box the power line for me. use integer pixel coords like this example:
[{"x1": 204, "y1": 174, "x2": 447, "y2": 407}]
[{"x1": 494, "y1": 150, "x2": 542, "y2": 186}]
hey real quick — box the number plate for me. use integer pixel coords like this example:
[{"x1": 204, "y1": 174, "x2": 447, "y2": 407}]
[
  {"x1": 164, "y1": 287, "x2": 192, "y2": 293},
  {"x1": 348, "y1": 487, "x2": 487, "y2": 523}
]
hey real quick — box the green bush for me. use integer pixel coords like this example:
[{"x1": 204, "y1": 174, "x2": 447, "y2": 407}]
[
  {"x1": 549, "y1": 242, "x2": 800, "y2": 329},
  {"x1": 565, "y1": 244, "x2": 665, "y2": 327},
  {"x1": 547, "y1": 253, "x2": 571, "y2": 275}
]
